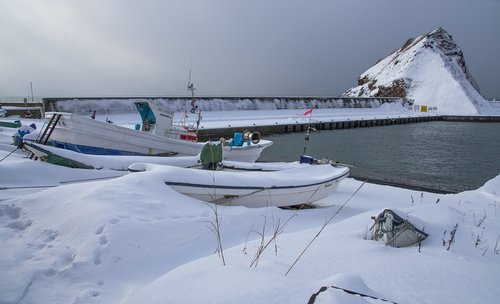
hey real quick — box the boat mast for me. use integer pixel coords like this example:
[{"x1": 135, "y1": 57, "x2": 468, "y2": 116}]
[
  {"x1": 188, "y1": 82, "x2": 196, "y2": 114},
  {"x1": 187, "y1": 65, "x2": 201, "y2": 132},
  {"x1": 187, "y1": 65, "x2": 196, "y2": 114}
]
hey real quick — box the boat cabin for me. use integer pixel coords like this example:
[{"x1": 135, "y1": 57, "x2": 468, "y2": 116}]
[{"x1": 134, "y1": 100, "x2": 198, "y2": 142}]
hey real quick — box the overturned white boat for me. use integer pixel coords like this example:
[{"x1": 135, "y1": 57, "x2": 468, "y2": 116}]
[
  {"x1": 129, "y1": 159, "x2": 350, "y2": 208},
  {"x1": 42, "y1": 100, "x2": 272, "y2": 162}
]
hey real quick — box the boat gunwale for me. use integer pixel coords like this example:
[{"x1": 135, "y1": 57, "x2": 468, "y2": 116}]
[{"x1": 165, "y1": 169, "x2": 349, "y2": 191}]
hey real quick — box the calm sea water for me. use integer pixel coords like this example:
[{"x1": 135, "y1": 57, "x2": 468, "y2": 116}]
[{"x1": 259, "y1": 121, "x2": 500, "y2": 192}]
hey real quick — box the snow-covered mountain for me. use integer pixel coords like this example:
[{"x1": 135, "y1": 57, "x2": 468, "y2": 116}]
[{"x1": 343, "y1": 28, "x2": 493, "y2": 115}]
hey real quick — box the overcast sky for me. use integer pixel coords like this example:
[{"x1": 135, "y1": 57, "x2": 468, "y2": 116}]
[{"x1": 1, "y1": 0, "x2": 499, "y2": 99}]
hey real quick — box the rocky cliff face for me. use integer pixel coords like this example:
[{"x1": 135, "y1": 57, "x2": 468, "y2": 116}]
[{"x1": 343, "y1": 28, "x2": 491, "y2": 114}]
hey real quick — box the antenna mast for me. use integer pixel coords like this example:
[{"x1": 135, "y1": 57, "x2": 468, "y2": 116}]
[
  {"x1": 302, "y1": 109, "x2": 315, "y2": 155},
  {"x1": 187, "y1": 65, "x2": 197, "y2": 113}
]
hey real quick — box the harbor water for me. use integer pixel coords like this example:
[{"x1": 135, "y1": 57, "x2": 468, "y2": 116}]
[{"x1": 259, "y1": 121, "x2": 500, "y2": 193}]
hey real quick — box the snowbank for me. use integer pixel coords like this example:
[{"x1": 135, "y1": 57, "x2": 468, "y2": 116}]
[{"x1": 1, "y1": 151, "x2": 499, "y2": 303}]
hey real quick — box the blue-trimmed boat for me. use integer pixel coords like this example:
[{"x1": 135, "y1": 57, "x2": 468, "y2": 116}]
[{"x1": 43, "y1": 100, "x2": 272, "y2": 162}]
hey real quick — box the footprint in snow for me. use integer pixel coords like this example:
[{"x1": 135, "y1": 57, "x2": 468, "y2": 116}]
[
  {"x1": 99, "y1": 235, "x2": 108, "y2": 246},
  {"x1": 93, "y1": 250, "x2": 102, "y2": 265},
  {"x1": 6, "y1": 219, "x2": 32, "y2": 231},
  {"x1": 0, "y1": 204, "x2": 22, "y2": 219},
  {"x1": 94, "y1": 225, "x2": 105, "y2": 235}
]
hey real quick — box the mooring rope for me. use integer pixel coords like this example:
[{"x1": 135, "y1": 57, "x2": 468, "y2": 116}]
[{"x1": 0, "y1": 146, "x2": 19, "y2": 163}]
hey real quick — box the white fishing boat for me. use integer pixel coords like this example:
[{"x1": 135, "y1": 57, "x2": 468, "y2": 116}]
[
  {"x1": 23, "y1": 142, "x2": 200, "y2": 170},
  {"x1": 42, "y1": 100, "x2": 272, "y2": 162},
  {"x1": 129, "y1": 159, "x2": 350, "y2": 208}
]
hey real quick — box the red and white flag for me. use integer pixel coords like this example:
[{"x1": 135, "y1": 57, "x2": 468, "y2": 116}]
[{"x1": 303, "y1": 108, "x2": 313, "y2": 116}]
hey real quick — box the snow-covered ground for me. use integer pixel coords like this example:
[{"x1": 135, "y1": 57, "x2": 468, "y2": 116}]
[{"x1": 1, "y1": 107, "x2": 499, "y2": 304}]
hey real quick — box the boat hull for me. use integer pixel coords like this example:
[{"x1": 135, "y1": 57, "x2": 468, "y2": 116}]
[
  {"x1": 24, "y1": 142, "x2": 200, "y2": 170},
  {"x1": 135, "y1": 163, "x2": 350, "y2": 208}
]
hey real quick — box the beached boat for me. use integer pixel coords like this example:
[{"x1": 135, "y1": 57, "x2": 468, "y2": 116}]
[
  {"x1": 42, "y1": 100, "x2": 272, "y2": 162},
  {"x1": 23, "y1": 142, "x2": 200, "y2": 170},
  {"x1": 128, "y1": 160, "x2": 350, "y2": 208}
]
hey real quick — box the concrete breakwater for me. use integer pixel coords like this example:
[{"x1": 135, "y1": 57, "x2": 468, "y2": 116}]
[
  {"x1": 441, "y1": 115, "x2": 500, "y2": 122},
  {"x1": 42, "y1": 96, "x2": 411, "y2": 114},
  {"x1": 196, "y1": 115, "x2": 440, "y2": 141}
]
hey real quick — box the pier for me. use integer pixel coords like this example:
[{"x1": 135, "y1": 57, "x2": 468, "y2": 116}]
[
  {"x1": 441, "y1": 115, "x2": 500, "y2": 122},
  {"x1": 196, "y1": 115, "x2": 440, "y2": 141}
]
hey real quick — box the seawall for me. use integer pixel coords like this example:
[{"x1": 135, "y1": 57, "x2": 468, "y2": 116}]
[
  {"x1": 441, "y1": 115, "x2": 500, "y2": 122},
  {"x1": 196, "y1": 115, "x2": 440, "y2": 141},
  {"x1": 42, "y1": 96, "x2": 411, "y2": 114}
]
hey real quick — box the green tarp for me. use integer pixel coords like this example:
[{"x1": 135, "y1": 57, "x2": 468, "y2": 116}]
[{"x1": 200, "y1": 143, "x2": 223, "y2": 170}]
